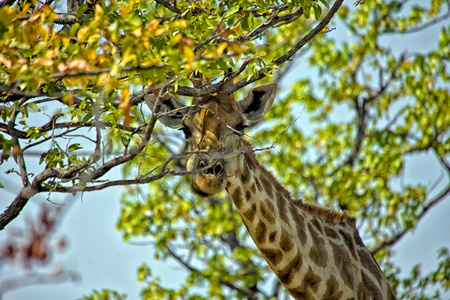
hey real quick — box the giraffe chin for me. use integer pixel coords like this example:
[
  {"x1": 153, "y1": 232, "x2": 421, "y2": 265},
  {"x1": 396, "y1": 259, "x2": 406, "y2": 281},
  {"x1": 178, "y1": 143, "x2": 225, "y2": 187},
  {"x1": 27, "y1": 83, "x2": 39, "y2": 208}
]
[{"x1": 190, "y1": 173, "x2": 227, "y2": 198}]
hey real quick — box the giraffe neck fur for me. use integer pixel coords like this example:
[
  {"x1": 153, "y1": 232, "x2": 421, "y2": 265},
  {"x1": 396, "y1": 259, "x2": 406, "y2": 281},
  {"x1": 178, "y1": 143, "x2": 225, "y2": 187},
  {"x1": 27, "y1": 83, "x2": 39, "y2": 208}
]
[{"x1": 225, "y1": 139, "x2": 395, "y2": 299}]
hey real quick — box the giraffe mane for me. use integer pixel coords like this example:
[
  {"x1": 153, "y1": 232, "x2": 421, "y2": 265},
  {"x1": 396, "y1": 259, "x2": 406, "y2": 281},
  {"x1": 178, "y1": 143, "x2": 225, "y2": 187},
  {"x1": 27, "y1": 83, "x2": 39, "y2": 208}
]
[
  {"x1": 242, "y1": 139, "x2": 357, "y2": 228},
  {"x1": 293, "y1": 201, "x2": 356, "y2": 227}
]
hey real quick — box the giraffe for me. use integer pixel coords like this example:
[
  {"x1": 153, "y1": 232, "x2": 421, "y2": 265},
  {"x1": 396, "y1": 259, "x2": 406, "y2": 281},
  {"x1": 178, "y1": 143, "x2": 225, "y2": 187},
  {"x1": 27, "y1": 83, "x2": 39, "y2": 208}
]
[{"x1": 145, "y1": 83, "x2": 396, "y2": 299}]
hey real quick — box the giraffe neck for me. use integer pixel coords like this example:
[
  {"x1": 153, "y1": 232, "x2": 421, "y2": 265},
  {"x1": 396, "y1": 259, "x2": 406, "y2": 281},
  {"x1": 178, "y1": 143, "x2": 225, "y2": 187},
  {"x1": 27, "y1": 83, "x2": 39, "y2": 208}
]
[{"x1": 225, "y1": 140, "x2": 395, "y2": 299}]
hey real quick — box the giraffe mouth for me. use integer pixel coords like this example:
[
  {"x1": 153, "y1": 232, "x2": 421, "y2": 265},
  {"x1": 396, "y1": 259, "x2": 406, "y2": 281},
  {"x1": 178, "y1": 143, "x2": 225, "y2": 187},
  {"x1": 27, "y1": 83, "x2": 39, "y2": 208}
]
[{"x1": 190, "y1": 159, "x2": 227, "y2": 197}]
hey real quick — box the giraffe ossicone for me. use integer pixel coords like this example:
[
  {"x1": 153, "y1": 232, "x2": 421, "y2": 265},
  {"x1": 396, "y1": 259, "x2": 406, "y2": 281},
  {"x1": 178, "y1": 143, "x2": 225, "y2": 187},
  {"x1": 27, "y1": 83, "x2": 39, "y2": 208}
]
[{"x1": 146, "y1": 83, "x2": 395, "y2": 299}]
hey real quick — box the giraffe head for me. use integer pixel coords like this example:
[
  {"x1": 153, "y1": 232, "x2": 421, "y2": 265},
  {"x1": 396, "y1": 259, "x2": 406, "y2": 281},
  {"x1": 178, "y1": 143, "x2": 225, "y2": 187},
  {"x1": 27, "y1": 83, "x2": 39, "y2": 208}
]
[{"x1": 146, "y1": 84, "x2": 277, "y2": 197}]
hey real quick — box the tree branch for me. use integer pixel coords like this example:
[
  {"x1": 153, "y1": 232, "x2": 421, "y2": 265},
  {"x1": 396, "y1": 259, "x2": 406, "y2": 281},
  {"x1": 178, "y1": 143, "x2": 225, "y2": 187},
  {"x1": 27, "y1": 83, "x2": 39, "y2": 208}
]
[
  {"x1": 14, "y1": 13, "x2": 81, "y2": 25},
  {"x1": 174, "y1": 0, "x2": 344, "y2": 97},
  {"x1": 371, "y1": 182, "x2": 450, "y2": 256},
  {"x1": 154, "y1": 0, "x2": 181, "y2": 14},
  {"x1": 7, "y1": 99, "x2": 30, "y2": 187},
  {"x1": 389, "y1": 2, "x2": 450, "y2": 34},
  {"x1": 166, "y1": 247, "x2": 258, "y2": 299},
  {"x1": 0, "y1": 271, "x2": 79, "y2": 296},
  {"x1": 238, "y1": 6, "x2": 304, "y2": 42}
]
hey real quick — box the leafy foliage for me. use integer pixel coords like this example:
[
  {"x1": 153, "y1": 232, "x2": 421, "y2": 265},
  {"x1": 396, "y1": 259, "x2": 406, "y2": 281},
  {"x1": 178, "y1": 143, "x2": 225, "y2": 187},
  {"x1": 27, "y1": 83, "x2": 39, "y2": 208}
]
[{"x1": 0, "y1": 0, "x2": 449, "y2": 299}]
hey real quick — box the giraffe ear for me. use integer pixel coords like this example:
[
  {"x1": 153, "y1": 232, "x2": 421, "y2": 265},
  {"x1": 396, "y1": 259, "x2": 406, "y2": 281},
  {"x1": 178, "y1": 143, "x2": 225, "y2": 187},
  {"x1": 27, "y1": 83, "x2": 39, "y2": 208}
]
[
  {"x1": 238, "y1": 83, "x2": 277, "y2": 121},
  {"x1": 145, "y1": 94, "x2": 186, "y2": 128}
]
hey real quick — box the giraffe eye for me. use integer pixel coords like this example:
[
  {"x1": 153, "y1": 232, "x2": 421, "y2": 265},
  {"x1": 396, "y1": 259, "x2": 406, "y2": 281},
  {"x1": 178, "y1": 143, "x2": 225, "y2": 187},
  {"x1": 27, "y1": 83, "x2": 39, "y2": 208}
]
[
  {"x1": 178, "y1": 126, "x2": 192, "y2": 139},
  {"x1": 235, "y1": 123, "x2": 249, "y2": 136}
]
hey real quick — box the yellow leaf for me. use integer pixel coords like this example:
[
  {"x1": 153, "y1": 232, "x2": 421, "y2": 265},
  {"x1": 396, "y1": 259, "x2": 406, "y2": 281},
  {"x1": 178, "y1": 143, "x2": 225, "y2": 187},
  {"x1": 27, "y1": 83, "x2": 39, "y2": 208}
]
[
  {"x1": 34, "y1": 57, "x2": 53, "y2": 67},
  {"x1": 172, "y1": 19, "x2": 187, "y2": 28},
  {"x1": 63, "y1": 93, "x2": 74, "y2": 106},
  {"x1": 95, "y1": 4, "x2": 104, "y2": 20},
  {"x1": 110, "y1": 64, "x2": 120, "y2": 76},
  {"x1": 320, "y1": 25, "x2": 329, "y2": 33},
  {"x1": 183, "y1": 46, "x2": 195, "y2": 62},
  {"x1": 216, "y1": 43, "x2": 228, "y2": 56},
  {"x1": 0, "y1": 54, "x2": 12, "y2": 69},
  {"x1": 77, "y1": 26, "x2": 90, "y2": 41},
  {"x1": 146, "y1": 19, "x2": 160, "y2": 31},
  {"x1": 155, "y1": 27, "x2": 168, "y2": 36},
  {"x1": 16, "y1": 4, "x2": 31, "y2": 19},
  {"x1": 133, "y1": 27, "x2": 142, "y2": 37},
  {"x1": 120, "y1": 49, "x2": 137, "y2": 66},
  {"x1": 97, "y1": 73, "x2": 108, "y2": 86},
  {"x1": 68, "y1": 59, "x2": 88, "y2": 70},
  {"x1": 120, "y1": 86, "x2": 131, "y2": 127}
]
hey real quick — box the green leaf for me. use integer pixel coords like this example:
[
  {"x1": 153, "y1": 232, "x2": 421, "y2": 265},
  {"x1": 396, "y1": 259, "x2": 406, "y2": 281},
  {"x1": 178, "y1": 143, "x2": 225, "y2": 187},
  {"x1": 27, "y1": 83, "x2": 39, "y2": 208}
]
[
  {"x1": 225, "y1": 5, "x2": 240, "y2": 18},
  {"x1": 314, "y1": 5, "x2": 322, "y2": 20},
  {"x1": 27, "y1": 103, "x2": 40, "y2": 112},
  {"x1": 303, "y1": 5, "x2": 311, "y2": 19},
  {"x1": 320, "y1": 0, "x2": 330, "y2": 9},
  {"x1": 77, "y1": 4, "x2": 89, "y2": 18}
]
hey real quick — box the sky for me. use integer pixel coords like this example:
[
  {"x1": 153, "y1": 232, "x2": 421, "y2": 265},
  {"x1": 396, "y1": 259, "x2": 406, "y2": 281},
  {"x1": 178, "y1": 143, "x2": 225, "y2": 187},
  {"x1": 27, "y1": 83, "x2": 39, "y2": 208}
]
[{"x1": 1, "y1": 1, "x2": 450, "y2": 299}]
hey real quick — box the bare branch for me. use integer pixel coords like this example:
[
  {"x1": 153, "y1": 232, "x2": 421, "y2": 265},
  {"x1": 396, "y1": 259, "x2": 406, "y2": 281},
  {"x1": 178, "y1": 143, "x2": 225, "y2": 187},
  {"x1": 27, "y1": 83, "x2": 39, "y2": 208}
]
[
  {"x1": 192, "y1": 13, "x2": 227, "y2": 53},
  {"x1": 14, "y1": 13, "x2": 81, "y2": 25},
  {"x1": 8, "y1": 99, "x2": 30, "y2": 187},
  {"x1": 389, "y1": 2, "x2": 450, "y2": 34},
  {"x1": 0, "y1": 83, "x2": 77, "y2": 102},
  {"x1": 154, "y1": 0, "x2": 181, "y2": 14},
  {"x1": 51, "y1": 64, "x2": 170, "y2": 80},
  {"x1": 371, "y1": 182, "x2": 450, "y2": 255},
  {"x1": 166, "y1": 247, "x2": 259, "y2": 299},
  {"x1": 0, "y1": 271, "x2": 79, "y2": 296},
  {"x1": 238, "y1": 6, "x2": 304, "y2": 42},
  {"x1": 174, "y1": 0, "x2": 344, "y2": 97}
]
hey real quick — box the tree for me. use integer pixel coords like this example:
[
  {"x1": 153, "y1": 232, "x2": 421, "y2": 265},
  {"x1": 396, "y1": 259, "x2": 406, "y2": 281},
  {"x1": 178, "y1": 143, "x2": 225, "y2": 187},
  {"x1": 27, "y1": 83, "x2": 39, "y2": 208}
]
[{"x1": 0, "y1": 0, "x2": 449, "y2": 299}]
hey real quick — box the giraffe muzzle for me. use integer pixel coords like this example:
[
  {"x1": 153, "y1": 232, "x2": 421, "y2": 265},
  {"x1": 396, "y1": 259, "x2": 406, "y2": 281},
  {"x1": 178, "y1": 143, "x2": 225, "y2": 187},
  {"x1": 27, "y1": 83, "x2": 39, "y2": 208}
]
[
  {"x1": 198, "y1": 159, "x2": 224, "y2": 177},
  {"x1": 190, "y1": 158, "x2": 227, "y2": 197}
]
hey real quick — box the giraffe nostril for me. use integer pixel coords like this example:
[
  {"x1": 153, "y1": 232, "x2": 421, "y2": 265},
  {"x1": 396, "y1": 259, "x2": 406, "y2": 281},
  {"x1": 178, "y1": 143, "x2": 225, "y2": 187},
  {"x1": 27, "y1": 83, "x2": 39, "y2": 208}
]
[
  {"x1": 198, "y1": 160, "x2": 224, "y2": 176},
  {"x1": 213, "y1": 163, "x2": 224, "y2": 175},
  {"x1": 198, "y1": 160, "x2": 207, "y2": 169}
]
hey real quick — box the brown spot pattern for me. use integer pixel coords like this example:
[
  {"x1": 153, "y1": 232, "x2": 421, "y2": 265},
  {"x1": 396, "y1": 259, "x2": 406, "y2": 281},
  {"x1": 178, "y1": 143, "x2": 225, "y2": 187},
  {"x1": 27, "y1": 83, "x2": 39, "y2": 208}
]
[
  {"x1": 308, "y1": 224, "x2": 328, "y2": 268},
  {"x1": 324, "y1": 226, "x2": 339, "y2": 239},
  {"x1": 260, "y1": 174, "x2": 273, "y2": 198},
  {"x1": 260, "y1": 200, "x2": 276, "y2": 224},
  {"x1": 245, "y1": 154, "x2": 256, "y2": 171},
  {"x1": 251, "y1": 183, "x2": 256, "y2": 194},
  {"x1": 243, "y1": 204, "x2": 256, "y2": 222},
  {"x1": 269, "y1": 231, "x2": 277, "y2": 243},
  {"x1": 339, "y1": 229, "x2": 357, "y2": 260},
  {"x1": 254, "y1": 177, "x2": 263, "y2": 192},
  {"x1": 311, "y1": 218, "x2": 323, "y2": 234},
  {"x1": 287, "y1": 287, "x2": 307, "y2": 300},
  {"x1": 323, "y1": 275, "x2": 344, "y2": 299},
  {"x1": 245, "y1": 191, "x2": 252, "y2": 202},
  {"x1": 280, "y1": 228, "x2": 294, "y2": 252},
  {"x1": 358, "y1": 271, "x2": 383, "y2": 299},
  {"x1": 277, "y1": 254, "x2": 303, "y2": 285},
  {"x1": 255, "y1": 220, "x2": 267, "y2": 244},
  {"x1": 276, "y1": 193, "x2": 289, "y2": 225},
  {"x1": 241, "y1": 164, "x2": 250, "y2": 185},
  {"x1": 232, "y1": 187, "x2": 244, "y2": 209},
  {"x1": 266, "y1": 200, "x2": 276, "y2": 216},
  {"x1": 291, "y1": 206, "x2": 307, "y2": 245},
  {"x1": 357, "y1": 249, "x2": 382, "y2": 283},
  {"x1": 302, "y1": 266, "x2": 322, "y2": 294},
  {"x1": 260, "y1": 247, "x2": 283, "y2": 266},
  {"x1": 330, "y1": 240, "x2": 354, "y2": 288},
  {"x1": 353, "y1": 228, "x2": 367, "y2": 247}
]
